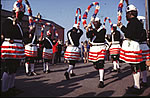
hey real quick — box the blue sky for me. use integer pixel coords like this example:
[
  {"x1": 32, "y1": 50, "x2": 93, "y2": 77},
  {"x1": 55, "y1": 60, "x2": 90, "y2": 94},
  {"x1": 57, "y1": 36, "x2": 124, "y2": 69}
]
[{"x1": 1, "y1": 0, "x2": 146, "y2": 42}]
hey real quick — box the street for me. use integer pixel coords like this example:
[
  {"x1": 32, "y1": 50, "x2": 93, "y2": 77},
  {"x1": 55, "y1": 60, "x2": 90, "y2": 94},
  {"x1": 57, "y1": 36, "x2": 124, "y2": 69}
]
[{"x1": 15, "y1": 60, "x2": 150, "y2": 97}]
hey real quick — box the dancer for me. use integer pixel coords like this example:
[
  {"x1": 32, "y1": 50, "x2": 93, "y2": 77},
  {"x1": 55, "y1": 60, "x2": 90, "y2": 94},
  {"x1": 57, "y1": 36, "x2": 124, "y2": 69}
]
[
  {"x1": 1, "y1": 0, "x2": 26, "y2": 96},
  {"x1": 109, "y1": 24, "x2": 121, "y2": 72},
  {"x1": 64, "y1": 24, "x2": 83, "y2": 80},
  {"x1": 137, "y1": 16, "x2": 149, "y2": 88},
  {"x1": 24, "y1": 27, "x2": 38, "y2": 76},
  {"x1": 42, "y1": 30, "x2": 53, "y2": 73},
  {"x1": 86, "y1": 17, "x2": 106, "y2": 88},
  {"x1": 117, "y1": 4, "x2": 147, "y2": 94}
]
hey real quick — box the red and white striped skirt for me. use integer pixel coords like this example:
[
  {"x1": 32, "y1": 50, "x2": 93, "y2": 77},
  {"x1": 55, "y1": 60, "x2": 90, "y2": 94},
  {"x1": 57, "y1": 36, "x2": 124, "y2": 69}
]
[
  {"x1": 64, "y1": 46, "x2": 80, "y2": 60},
  {"x1": 109, "y1": 42, "x2": 121, "y2": 56},
  {"x1": 1, "y1": 41, "x2": 25, "y2": 59},
  {"x1": 88, "y1": 44, "x2": 106, "y2": 62},
  {"x1": 42, "y1": 48, "x2": 53, "y2": 59},
  {"x1": 25, "y1": 44, "x2": 37, "y2": 57},
  {"x1": 140, "y1": 41, "x2": 150, "y2": 62},
  {"x1": 120, "y1": 39, "x2": 142, "y2": 64}
]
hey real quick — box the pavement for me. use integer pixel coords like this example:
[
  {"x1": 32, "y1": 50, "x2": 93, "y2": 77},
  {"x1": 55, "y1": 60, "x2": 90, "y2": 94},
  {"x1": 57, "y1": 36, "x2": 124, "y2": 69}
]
[{"x1": 14, "y1": 59, "x2": 150, "y2": 97}]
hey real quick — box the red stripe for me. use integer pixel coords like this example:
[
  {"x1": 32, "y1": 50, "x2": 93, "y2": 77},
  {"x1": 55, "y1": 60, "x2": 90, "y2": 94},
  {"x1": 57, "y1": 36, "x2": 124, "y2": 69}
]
[
  {"x1": 64, "y1": 53, "x2": 80, "y2": 57},
  {"x1": 109, "y1": 48, "x2": 120, "y2": 50},
  {"x1": 142, "y1": 50, "x2": 150, "y2": 53},
  {"x1": 1, "y1": 46, "x2": 24, "y2": 49},
  {"x1": 1, "y1": 50, "x2": 24, "y2": 53},
  {"x1": 65, "y1": 51, "x2": 80, "y2": 54},
  {"x1": 26, "y1": 55, "x2": 37, "y2": 57},
  {"x1": 1, "y1": 54, "x2": 25, "y2": 58},
  {"x1": 120, "y1": 49, "x2": 142, "y2": 54},
  {"x1": 89, "y1": 56, "x2": 105, "y2": 60},
  {"x1": 120, "y1": 56, "x2": 142, "y2": 62},
  {"x1": 64, "y1": 56, "x2": 80, "y2": 60},
  {"x1": 120, "y1": 52, "x2": 142, "y2": 58},
  {"x1": 142, "y1": 53, "x2": 150, "y2": 56}
]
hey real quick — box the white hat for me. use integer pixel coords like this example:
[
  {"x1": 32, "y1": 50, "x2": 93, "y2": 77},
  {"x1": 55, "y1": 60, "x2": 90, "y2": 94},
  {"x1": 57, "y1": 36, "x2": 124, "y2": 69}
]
[
  {"x1": 126, "y1": 4, "x2": 137, "y2": 12},
  {"x1": 113, "y1": 24, "x2": 117, "y2": 27},
  {"x1": 73, "y1": 24, "x2": 78, "y2": 29},
  {"x1": 94, "y1": 17, "x2": 100, "y2": 22}
]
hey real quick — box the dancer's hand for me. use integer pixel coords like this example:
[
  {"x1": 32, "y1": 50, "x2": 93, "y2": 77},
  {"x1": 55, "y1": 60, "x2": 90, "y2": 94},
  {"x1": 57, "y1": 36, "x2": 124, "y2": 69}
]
[{"x1": 117, "y1": 21, "x2": 123, "y2": 29}]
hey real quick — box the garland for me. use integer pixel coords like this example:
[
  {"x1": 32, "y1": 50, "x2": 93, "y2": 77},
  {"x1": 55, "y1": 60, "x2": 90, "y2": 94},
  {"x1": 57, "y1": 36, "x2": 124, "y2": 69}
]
[
  {"x1": 103, "y1": 17, "x2": 113, "y2": 33},
  {"x1": 34, "y1": 19, "x2": 58, "y2": 39},
  {"x1": 117, "y1": 0, "x2": 129, "y2": 23},
  {"x1": 75, "y1": 8, "x2": 81, "y2": 27},
  {"x1": 82, "y1": 2, "x2": 100, "y2": 28},
  {"x1": 24, "y1": 0, "x2": 35, "y2": 31}
]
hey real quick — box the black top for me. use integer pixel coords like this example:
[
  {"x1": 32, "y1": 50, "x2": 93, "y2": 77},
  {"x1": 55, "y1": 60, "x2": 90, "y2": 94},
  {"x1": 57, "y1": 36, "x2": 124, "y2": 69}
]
[
  {"x1": 86, "y1": 28, "x2": 106, "y2": 43},
  {"x1": 121, "y1": 17, "x2": 147, "y2": 42},
  {"x1": 110, "y1": 30, "x2": 121, "y2": 42},
  {"x1": 1, "y1": 17, "x2": 24, "y2": 40},
  {"x1": 43, "y1": 36, "x2": 53, "y2": 49},
  {"x1": 67, "y1": 28, "x2": 83, "y2": 47},
  {"x1": 23, "y1": 32, "x2": 37, "y2": 45}
]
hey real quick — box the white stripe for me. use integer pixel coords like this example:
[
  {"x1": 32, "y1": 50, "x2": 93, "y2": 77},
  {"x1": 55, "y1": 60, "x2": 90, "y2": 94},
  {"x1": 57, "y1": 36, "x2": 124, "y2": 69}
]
[
  {"x1": 31, "y1": 34, "x2": 36, "y2": 44},
  {"x1": 7, "y1": 17, "x2": 23, "y2": 37},
  {"x1": 68, "y1": 32, "x2": 74, "y2": 46},
  {"x1": 45, "y1": 37, "x2": 53, "y2": 47},
  {"x1": 17, "y1": 23, "x2": 23, "y2": 37},
  {"x1": 91, "y1": 36, "x2": 96, "y2": 42}
]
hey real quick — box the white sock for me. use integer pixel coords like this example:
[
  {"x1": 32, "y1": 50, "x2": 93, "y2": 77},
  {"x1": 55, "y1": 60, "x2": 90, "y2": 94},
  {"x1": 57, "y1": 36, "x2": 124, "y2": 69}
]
[
  {"x1": 99, "y1": 69, "x2": 104, "y2": 81},
  {"x1": 25, "y1": 62, "x2": 29, "y2": 73},
  {"x1": 30, "y1": 63, "x2": 35, "y2": 72},
  {"x1": 2, "y1": 72, "x2": 10, "y2": 92},
  {"x1": 70, "y1": 70, "x2": 73, "y2": 74},
  {"x1": 46, "y1": 62, "x2": 49, "y2": 71},
  {"x1": 141, "y1": 71, "x2": 147, "y2": 83},
  {"x1": 113, "y1": 61, "x2": 117, "y2": 70},
  {"x1": 133, "y1": 72, "x2": 140, "y2": 89},
  {"x1": 43, "y1": 62, "x2": 46, "y2": 71},
  {"x1": 67, "y1": 65, "x2": 73, "y2": 73},
  {"x1": 116, "y1": 60, "x2": 120, "y2": 69}
]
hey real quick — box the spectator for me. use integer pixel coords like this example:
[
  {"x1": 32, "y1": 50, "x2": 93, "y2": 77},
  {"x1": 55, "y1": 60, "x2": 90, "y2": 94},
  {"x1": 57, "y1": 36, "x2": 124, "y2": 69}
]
[
  {"x1": 83, "y1": 40, "x2": 90, "y2": 63},
  {"x1": 57, "y1": 39, "x2": 63, "y2": 63},
  {"x1": 52, "y1": 39, "x2": 59, "y2": 65},
  {"x1": 80, "y1": 41, "x2": 84, "y2": 62}
]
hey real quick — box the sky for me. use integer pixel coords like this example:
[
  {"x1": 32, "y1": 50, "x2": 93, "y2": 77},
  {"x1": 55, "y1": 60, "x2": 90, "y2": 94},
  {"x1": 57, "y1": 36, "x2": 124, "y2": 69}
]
[{"x1": 1, "y1": 0, "x2": 146, "y2": 42}]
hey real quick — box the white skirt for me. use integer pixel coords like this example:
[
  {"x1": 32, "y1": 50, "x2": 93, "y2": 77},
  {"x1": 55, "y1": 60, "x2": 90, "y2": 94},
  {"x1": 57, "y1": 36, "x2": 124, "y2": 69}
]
[
  {"x1": 42, "y1": 48, "x2": 53, "y2": 59},
  {"x1": 109, "y1": 42, "x2": 121, "y2": 56},
  {"x1": 140, "y1": 41, "x2": 150, "y2": 62},
  {"x1": 88, "y1": 44, "x2": 106, "y2": 62},
  {"x1": 64, "y1": 46, "x2": 80, "y2": 60},
  {"x1": 25, "y1": 44, "x2": 37, "y2": 57},
  {"x1": 1, "y1": 41, "x2": 25, "y2": 59},
  {"x1": 120, "y1": 39, "x2": 142, "y2": 64}
]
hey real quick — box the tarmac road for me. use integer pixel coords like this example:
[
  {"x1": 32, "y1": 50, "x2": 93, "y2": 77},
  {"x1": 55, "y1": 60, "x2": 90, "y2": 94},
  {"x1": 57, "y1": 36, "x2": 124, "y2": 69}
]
[{"x1": 15, "y1": 60, "x2": 150, "y2": 97}]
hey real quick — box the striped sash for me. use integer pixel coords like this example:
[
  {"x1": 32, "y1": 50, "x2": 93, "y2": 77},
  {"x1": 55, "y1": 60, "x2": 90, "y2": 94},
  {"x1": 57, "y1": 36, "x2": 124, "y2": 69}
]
[
  {"x1": 64, "y1": 46, "x2": 80, "y2": 60},
  {"x1": 120, "y1": 40, "x2": 142, "y2": 64},
  {"x1": 1, "y1": 41, "x2": 25, "y2": 59},
  {"x1": 88, "y1": 44, "x2": 106, "y2": 62},
  {"x1": 42, "y1": 48, "x2": 53, "y2": 59}
]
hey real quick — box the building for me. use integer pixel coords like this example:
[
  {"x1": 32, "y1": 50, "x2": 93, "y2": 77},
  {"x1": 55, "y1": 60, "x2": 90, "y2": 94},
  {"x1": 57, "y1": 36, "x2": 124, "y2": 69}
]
[{"x1": 1, "y1": 9, "x2": 64, "y2": 43}]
